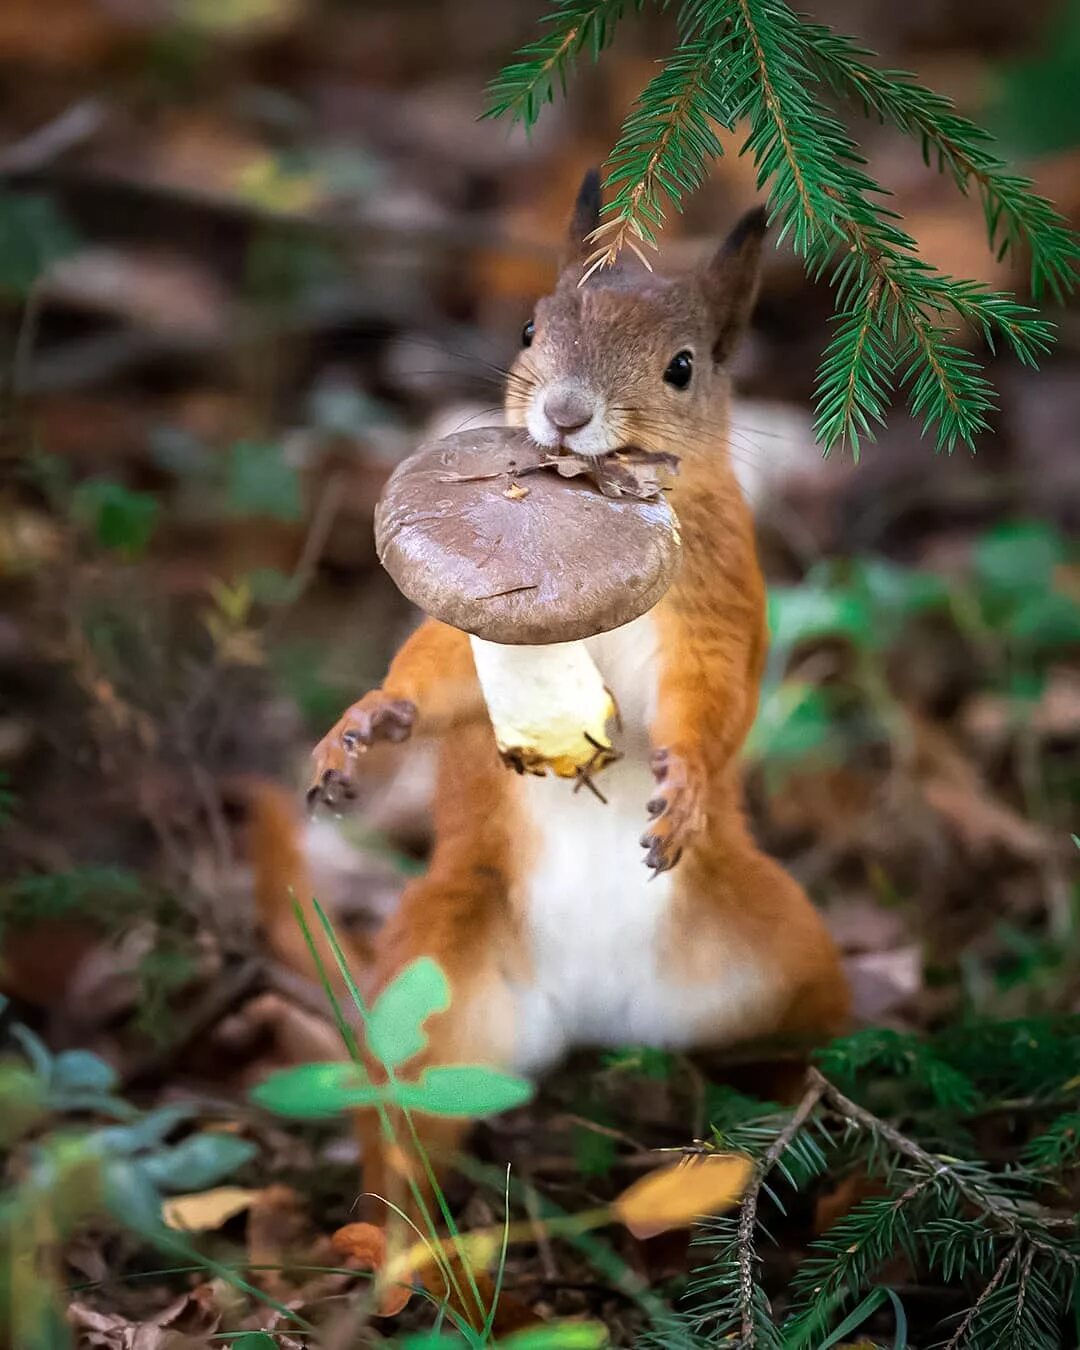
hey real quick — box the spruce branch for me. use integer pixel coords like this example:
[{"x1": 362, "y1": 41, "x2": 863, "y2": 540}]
[
  {"x1": 813, "y1": 278, "x2": 892, "y2": 455},
  {"x1": 483, "y1": 0, "x2": 643, "y2": 126},
  {"x1": 809, "y1": 1069, "x2": 1080, "y2": 1266},
  {"x1": 939, "y1": 1238, "x2": 1023, "y2": 1350},
  {"x1": 726, "y1": 0, "x2": 1016, "y2": 452},
  {"x1": 489, "y1": 0, "x2": 1079, "y2": 456},
  {"x1": 1022, "y1": 1111, "x2": 1080, "y2": 1173},
  {"x1": 796, "y1": 18, "x2": 1080, "y2": 302},
  {"x1": 587, "y1": 28, "x2": 738, "y2": 275}
]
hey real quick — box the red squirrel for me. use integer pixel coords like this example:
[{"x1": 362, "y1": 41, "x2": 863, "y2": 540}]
[{"x1": 294, "y1": 172, "x2": 850, "y2": 1227}]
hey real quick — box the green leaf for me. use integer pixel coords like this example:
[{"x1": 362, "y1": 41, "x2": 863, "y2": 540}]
[
  {"x1": 250, "y1": 1062, "x2": 381, "y2": 1118},
  {"x1": 851, "y1": 558, "x2": 948, "y2": 618},
  {"x1": 230, "y1": 1335, "x2": 280, "y2": 1350},
  {"x1": 0, "y1": 190, "x2": 78, "y2": 296},
  {"x1": 366, "y1": 957, "x2": 451, "y2": 1070},
  {"x1": 245, "y1": 566, "x2": 299, "y2": 606},
  {"x1": 70, "y1": 480, "x2": 160, "y2": 558},
  {"x1": 973, "y1": 521, "x2": 1066, "y2": 600},
  {"x1": 1004, "y1": 591, "x2": 1080, "y2": 650},
  {"x1": 50, "y1": 1050, "x2": 117, "y2": 1095},
  {"x1": 102, "y1": 1155, "x2": 172, "y2": 1241},
  {"x1": 0, "y1": 1063, "x2": 46, "y2": 1144},
  {"x1": 767, "y1": 584, "x2": 872, "y2": 651},
  {"x1": 10, "y1": 1022, "x2": 54, "y2": 1077},
  {"x1": 140, "y1": 1133, "x2": 257, "y2": 1192},
  {"x1": 95, "y1": 1105, "x2": 194, "y2": 1155},
  {"x1": 747, "y1": 681, "x2": 835, "y2": 766},
  {"x1": 226, "y1": 441, "x2": 302, "y2": 521},
  {"x1": 393, "y1": 1065, "x2": 533, "y2": 1118},
  {"x1": 499, "y1": 1322, "x2": 608, "y2": 1349}
]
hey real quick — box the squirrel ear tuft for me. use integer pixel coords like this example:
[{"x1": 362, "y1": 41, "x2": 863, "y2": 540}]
[
  {"x1": 561, "y1": 168, "x2": 603, "y2": 270},
  {"x1": 703, "y1": 206, "x2": 769, "y2": 363}
]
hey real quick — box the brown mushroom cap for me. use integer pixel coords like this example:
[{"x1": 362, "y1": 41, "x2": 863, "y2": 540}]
[{"x1": 374, "y1": 428, "x2": 680, "y2": 645}]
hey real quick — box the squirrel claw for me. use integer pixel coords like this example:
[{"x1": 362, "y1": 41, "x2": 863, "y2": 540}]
[
  {"x1": 308, "y1": 695, "x2": 417, "y2": 808},
  {"x1": 640, "y1": 748, "x2": 704, "y2": 873},
  {"x1": 307, "y1": 769, "x2": 356, "y2": 811}
]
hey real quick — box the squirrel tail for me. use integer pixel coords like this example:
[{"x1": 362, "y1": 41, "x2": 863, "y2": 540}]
[{"x1": 223, "y1": 775, "x2": 372, "y2": 999}]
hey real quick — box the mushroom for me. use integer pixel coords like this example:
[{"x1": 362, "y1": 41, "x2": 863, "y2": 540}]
[{"x1": 374, "y1": 427, "x2": 680, "y2": 782}]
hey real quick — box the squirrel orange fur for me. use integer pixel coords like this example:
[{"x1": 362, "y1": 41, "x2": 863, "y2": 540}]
[{"x1": 283, "y1": 174, "x2": 850, "y2": 1267}]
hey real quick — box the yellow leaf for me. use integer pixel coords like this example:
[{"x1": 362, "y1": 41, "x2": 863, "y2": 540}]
[
  {"x1": 237, "y1": 155, "x2": 318, "y2": 214},
  {"x1": 207, "y1": 577, "x2": 251, "y2": 624},
  {"x1": 162, "y1": 1186, "x2": 257, "y2": 1232},
  {"x1": 385, "y1": 1228, "x2": 501, "y2": 1284},
  {"x1": 612, "y1": 1152, "x2": 754, "y2": 1239}
]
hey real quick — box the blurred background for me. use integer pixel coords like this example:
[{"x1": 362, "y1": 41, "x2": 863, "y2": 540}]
[{"x1": 0, "y1": 0, "x2": 1078, "y2": 1300}]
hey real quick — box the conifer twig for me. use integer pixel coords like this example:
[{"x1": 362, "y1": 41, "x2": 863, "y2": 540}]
[
  {"x1": 735, "y1": 1074, "x2": 825, "y2": 1342},
  {"x1": 808, "y1": 1068, "x2": 1080, "y2": 1264},
  {"x1": 940, "y1": 1239, "x2": 1023, "y2": 1350},
  {"x1": 487, "y1": 0, "x2": 1077, "y2": 455}
]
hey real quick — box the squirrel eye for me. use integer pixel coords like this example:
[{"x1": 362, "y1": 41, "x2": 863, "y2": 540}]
[
  {"x1": 663, "y1": 350, "x2": 693, "y2": 390},
  {"x1": 521, "y1": 319, "x2": 536, "y2": 348}
]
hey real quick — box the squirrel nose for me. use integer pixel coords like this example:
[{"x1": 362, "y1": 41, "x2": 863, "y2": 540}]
[{"x1": 543, "y1": 389, "x2": 594, "y2": 433}]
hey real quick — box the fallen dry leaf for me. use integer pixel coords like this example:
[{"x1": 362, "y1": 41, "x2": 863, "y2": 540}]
[
  {"x1": 439, "y1": 447, "x2": 678, "y2": 500},
  {"x1": 612, "y1": 1152, "x2": 753, "y2": 1239},
  {"x1": 386, "y1": 1228, "x2": 500, "y2": 1286},
  {"x1": 162, "y1": 1186, "x2": 257, "y2": 1232},
  {"x1": 845, "y1": 945, "x2": 922, "y2": 1022},
  {"x1": 246, "y1": 1184, "x2": 349, "y2": 1304},
  {"x1": 529, "y1": 448, "x2": 678, "y2": 500},
  {"x1": 44, "y1": 248, "x2": 229, "y2": 339},
  {"x1": 332, "y1": 1222, "x2": 413, "y2": 1316},
  {"x1": 245, "y1": 1184, "x2": 310, "y2": 1298},
  {"x1": 68, "y1": 1287, "x2": 220, "y2": 1349}
]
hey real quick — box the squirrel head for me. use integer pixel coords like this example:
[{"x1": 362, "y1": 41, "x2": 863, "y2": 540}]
[{"x1": 507, "y1": 168, "x2": 767, "y2": 459}]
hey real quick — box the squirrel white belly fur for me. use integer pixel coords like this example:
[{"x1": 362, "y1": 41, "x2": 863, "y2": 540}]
[{"x1": 509, "y1": 613, "x2": 776, "y2": 1074}]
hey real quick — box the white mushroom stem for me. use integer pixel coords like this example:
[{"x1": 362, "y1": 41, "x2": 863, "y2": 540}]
[{"x1": 468, "y1": 635, "x2": 619, "y2": 779}]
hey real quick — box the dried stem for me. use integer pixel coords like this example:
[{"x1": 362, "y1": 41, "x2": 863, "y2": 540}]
[{"x1": 737, "y1": 1073, "x2": 826, "y2": 1344}]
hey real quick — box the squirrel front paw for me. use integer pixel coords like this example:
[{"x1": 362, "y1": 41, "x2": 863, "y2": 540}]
[
  {"x1": 640, "y1": 747, "x2": 706, "y2": 873},
  {"x1": 308, "y1": 693, "x2": 417, "y2": 808}
]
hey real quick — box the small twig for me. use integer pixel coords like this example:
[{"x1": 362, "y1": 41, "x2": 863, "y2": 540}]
[
  {"x1": 941, "y1": 1238, "x2": 1023, "y2": 1350},
  {"x1": 1012, "y1": 1245, "x2": 1036, "y2": 1337},
  {"x1": 522, "y1": 1178, "x2": 559, "y2": 1282},
  {"x1": 571, "y1": 733, "x2": 619, "y2": 804},
  {"x1": 265, "y1": 470, "x2": 346, "y2": 642},
  {"x1": 560, "y1": 1114, "x2": 648, "y2": 1154},
  {"x1": 0, "y1": 98, "x2": 106, "y2": 174},
  {"x1": 737, "y1": 1072, "x2": 825, "y2": 1344},
  {"x1": 9, "y1": 283, "x2": 44, "y2": 404}
]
